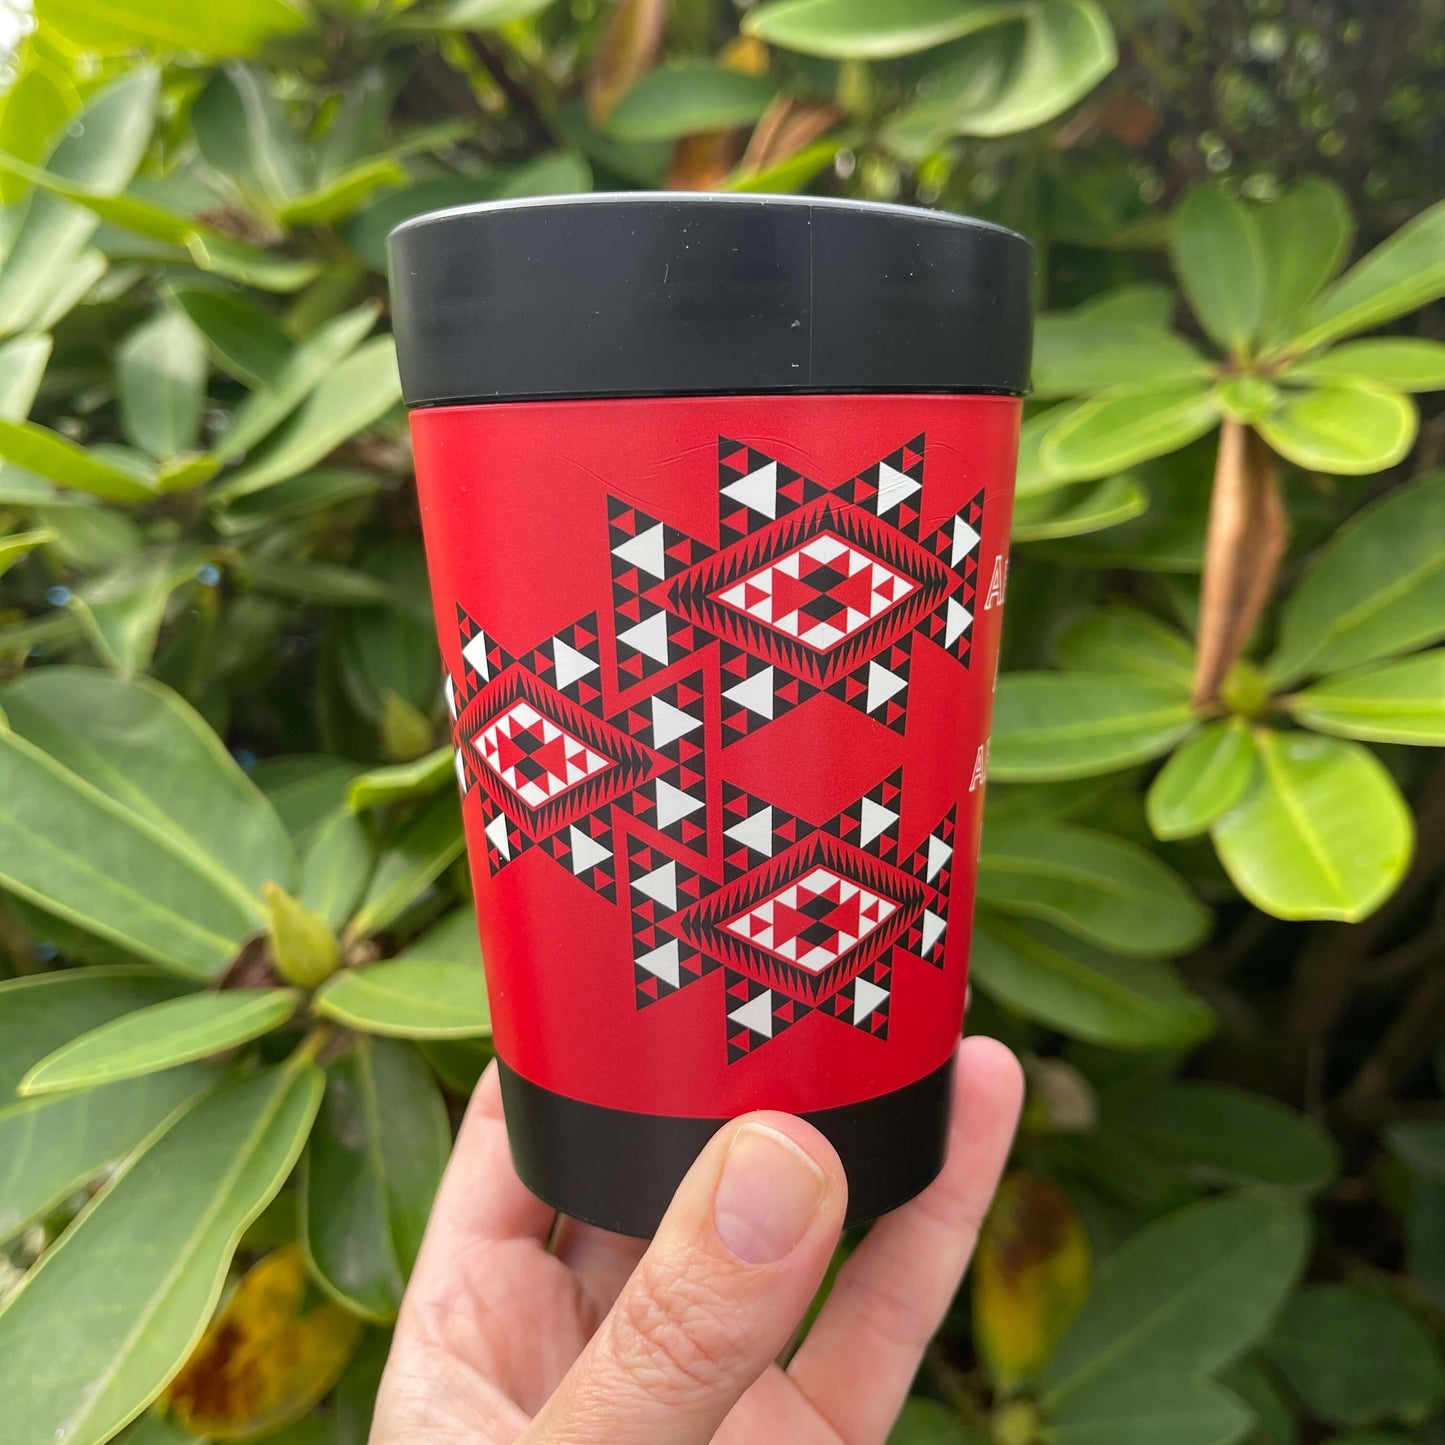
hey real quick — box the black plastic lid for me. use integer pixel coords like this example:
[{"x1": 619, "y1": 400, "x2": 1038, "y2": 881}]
[{"x1": 387, "y1": 193, "x2": 1032, "y2": 406}]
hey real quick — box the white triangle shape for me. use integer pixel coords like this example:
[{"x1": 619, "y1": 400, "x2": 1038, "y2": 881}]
[
  {"x1": 484, "y1": 812, "x2": 510, "y2": 861},
  {"x1": 852, "y1": 977, "x2": 889, "y2": 1024},
  {"x1": 655, "y1": 778, "x2": 705, "y2": 830},
  {"x1": 926, "y1": 833, "x2": 953, "y2": 882},
  {"x1": 634, "y1": 860, "x2": 677, "y2": 910},
  {"x1": 858, "y1": 796, "x2": 898, "y2": 848},
  {"x1": 721, "y1": 461, "x2": 778, "y2": 520},
  {"x1": 636, "y1": 939, "x2": 681, "y2": 987},
  {"x1": 866, "y1": 660, "x2": 908, "y2": 714},
  {"x1": 723, "y1": 667, "x2": 775, "y2": 719},
  {"x1": 552, "y1": 636, "x2": 599, "y2": 690},
  {"x1": 462, "y1": 629, "x2": 491, "y2": 681},
  {"x1": 618, "y1": 611, "x2": 670, "y2": 666},
  {"x1": 875, "y1": 461, "x2": 921, "y2": 516},
  {"x1": 921, "y1": 908, "x2": 947, "y2": 954},
  {"x1": 944, "y1": 597, "x2": 971, "y2": 648},
  {"x1": 951, "y1": 516, "x2": 980, "y2": 565},
  {"x1": 725, "y1": 806, "x2": 774, "y2": 856},
  {"x1": 651, "y1": 695, "x2": 702, "y2": 747},
  {"x1": 567, "y1": 825, "x2": 612, "y2": 876},
  {"x1": 729, "y1": 989, "x2": 774, "y2": 1038},
  {"x1": 613, "y1": 522, "x2": 667, "y2": 580},
  {"x1": 453, "y1": 749, "x2": 467, "y2": 794},
  {"x1": 444, "y1": 674, "x2": 457, "y2": 721}
]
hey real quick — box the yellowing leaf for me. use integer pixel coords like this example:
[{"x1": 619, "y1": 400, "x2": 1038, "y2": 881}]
[
  {"x1": 972, "y1": 1171, "x2": 1091, "y2": 1389},
  {"x1": 165, "y1": 1243, "x2": 361, "y2": 1438}
]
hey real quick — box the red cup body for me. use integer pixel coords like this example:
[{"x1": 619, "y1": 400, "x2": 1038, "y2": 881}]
[{"x1": 412, "y1": 391, "x2": 1020, "y2": 1232}]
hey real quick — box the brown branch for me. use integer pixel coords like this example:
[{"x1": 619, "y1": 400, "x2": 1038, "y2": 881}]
[
  {"x1": 1191, "y1": 419, "x2": 1288, "y2": 708},
  {"x1": 466, "y1": 34, "x2": 556, "y2": 149}
]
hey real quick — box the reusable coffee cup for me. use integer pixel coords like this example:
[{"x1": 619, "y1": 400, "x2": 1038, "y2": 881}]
[{"x1": 388, "y1": 194, "x2": 1032, "y2": 1236}]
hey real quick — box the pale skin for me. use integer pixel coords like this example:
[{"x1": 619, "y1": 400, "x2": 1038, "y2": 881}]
[{"x1": 372, "y1": 1035, "x2": 1023, "y2": 1445}]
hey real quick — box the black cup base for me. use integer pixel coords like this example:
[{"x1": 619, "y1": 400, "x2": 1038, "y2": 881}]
[{"x1": 497, "y1": 1057, "x2": 956, "y2": 1238}]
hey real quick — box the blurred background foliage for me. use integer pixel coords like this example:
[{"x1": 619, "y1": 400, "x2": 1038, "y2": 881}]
[{"x1": 0, "y1": 0, "x2": 1442, "y2": 1442}]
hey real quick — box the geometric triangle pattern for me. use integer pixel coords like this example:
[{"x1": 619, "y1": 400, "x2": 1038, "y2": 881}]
[
  {"x1": 894, "y1": 805, "x2": 957, "y2": 973},
  {"x1": 720, "y1": 781, "x2": 805, "y2": 881},
  {"x1": 826, "y1": 767, "x2": 904, "y2": 865},
  {"x1": 919, "y1": 488, "x2": 985, "y2": 666},
  {"x1": 612, "y1": 670, "x2": 710, "y2": 854},
  {"x1": 626, "y1": 838, "x2": 710, "y2": 1009}
]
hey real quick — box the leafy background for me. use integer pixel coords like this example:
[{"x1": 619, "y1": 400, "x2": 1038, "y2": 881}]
[{"x1": 0, "y1": 0, "x2": 1442, "y2": 1442}]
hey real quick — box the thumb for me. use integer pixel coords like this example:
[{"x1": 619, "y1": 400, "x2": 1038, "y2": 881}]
[{"x1": 523, "y1": 1112, "x2": 847, "y2": 1445}]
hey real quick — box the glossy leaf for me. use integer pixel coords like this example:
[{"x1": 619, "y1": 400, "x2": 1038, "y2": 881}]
[
  {"x1": 0, "y1": 527, "x2": 54, "y2": 580},
  {"x1": 1258, "y1": 385, "x2": 1416, "y2": 475},
  {"x1": 744, "y1": 0, "x2": 1025, "y2": 59},
  {"x1": 399, "y1": 0, "x2": 560, "y2": 29},
  {"x1": 193, "y1": 66, "x2": 309, "y2": 210},
  {"x1": 1261, "y1": 1284, "x2": 1443, "y2": 1428},
  {"x1": 70, "y1": 544, "x2": 203, "y2": 673},
  {"x1": 116, "y1": 310, "x2": 207, "y2": 461},
  {"x1": 1039, "y1": 1192, "x2": 1309, "y2": 1402},
  {"x1": 1287, "y1": 338, "x2": 1445, "y2": 392},
  {"x1": 1041, "y1": 383, "x2": 1221, "y2": 479},
  {"x1": 21, "y1": 989, "x2": 301, "y2": 1096},
  {"x1": 1256, "y1": 176, "x2": 1354, "y2": 347},
  {"x1": 42, "y1": 0, "x2": 308, "y2": 56},
  {"x1": 0, "y1": 668, "x2": 295, "y2": 975},
  {"x1": 0, "y1": 418, "x2": 155, "y2": 502},
  {"x1": 1032, "y1": 315, "x2": 1210, "y2": 399},
  {"x1": 215, "y1": 337, "x2": 401, "y2": 499},
  {"x1": 316, "y1": 907, "x2": 489, "y2": 1039},
  {"x1": 1110, "y1": 1082, "x2": 1339, "y2": 1193},
  {"x1": 1010, "y1": 474, "x2": 1148, "y2": 541},
  {"x1": 1291, "y1": 199, "x2": 1445, "y2": 350},
  {"x1": 989, "y1": 673, "x2": 1197, "y2": 781},
  {"x1": 300, "y1": 807, "x2": 375, "y2": 931},
  {"x1": 347, "y1": 792, "x2": 465, "y2": 938},
  {"x1": 0, "y1": 332, "x2": 53, "y2": 417},
  {"x1": 1269, "y1": 470, "x2": 1445, "y2": 681},
  {"x1": 166, "y1": 1243, "x2": 361, "y2": 1437},
  {"x1": 978, "y1": 820, "x2": 1209, "y2": 957},
  {"x1": 1048, "y1": 1373, "x2": 1255, "y2": 1445},
  {"x1": 302, "y1": 1038, "x2": 450, "y2": 1320},
  {"x1": 1287, "y1": 650, "x2": 1445, "y2": 745},
  {"x1": 253, "y1": 754, "x2": 365, "y2": 845},
  {"x1": 1146, "y1": 720, "x2": 1255, "y2": 840},
  {"x1": 970, "y1": 917, "x2": 1214, "y2": 1049},
  {"x1": 972, "y1": 1171, "x2": 1090, "y2": 1388},
  {"x1": 1053, "y1": 607, "x2": 1195, "y2": 691},
  {"x1": 1213, "y1": 730, "x2": 1413, "y2": 922},
  {"x1": 169, "y1": 286, "x2": 291, "y2": 387},
  {"x1": 1170, "y1": 184, "x2": 1267, "y2": 353},
  {"x1": 606, "y1": 63, "x2": 777, "y2": 141},
  {"x1": 0, "y1": 1064, "x2": 323, "y2": 1445},
  {"x1": 278, "y1": 156, "x2": 408, "y2": 227},
  {"x1": 348, "y1": 747, "x2": 454, "y2": 814}
]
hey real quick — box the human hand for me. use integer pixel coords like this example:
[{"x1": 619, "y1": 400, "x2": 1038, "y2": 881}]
[{"x1": 371, "y1": 1036, "x2": 1023, "y2": 1444}]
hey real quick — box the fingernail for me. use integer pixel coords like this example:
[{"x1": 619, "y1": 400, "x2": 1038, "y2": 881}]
[{"x1": 713, "y1": 1123, "x2": 826, "y2": 1265}]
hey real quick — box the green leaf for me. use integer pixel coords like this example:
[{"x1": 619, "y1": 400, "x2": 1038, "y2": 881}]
[
  {"x1": 1212, "y1": 729, "x2": 1413, "y2": 923},
  {"x1": 188, "y1": 233, "x2": 320, "y2": 293},
  {"x1": 1291, "y1": 200, "x2": 1445, "y2": 351},
  {"x1": 1286, "y1": 338, "x2": 1445, "y2": 392},
  {"x1": 744, "y1": 0, "x2": 1025, "y2": 58},
  {"x1": 0, "y1": 62, "x2": 75, "y2": 207},
  {"x1": 1256, "y1": 177, "x2": 1353, "y2": 349},
  {"x1": 193, "y1": 65, "x2": 309, "y2": 210},
  {"x1": 277, "y1": 156, "x2": 408, "y2": 228},
  {"x1": 0, "y1": 526, "x2": 54, "y2": 580},
  {"x1": 0, "y1": 332, "x2": 53, "y2": 418},
  {"x1": 887, "y1": 1398, "x2": 985, "y2": 1443},
  {"x1": 316, "y1": 907, "x2": 489, "y2": 1039},
  {"x1": 990, "y1": 673, "x2": 1198, "y2": 781},
  {"x1": 1039, "y1": 1192, "x2": 1309, "y2": 1403},
  {"x1": 302, "y1": 1038, "x2": 449, "y2": 1321},
  {"x1": 1146, "y1": 719, "x2": 1256, "y2": 840},
  {"x1": 970, "y1": 917, "x2": 1213, "y2": 1049},
  {"x1": 978, "y1": 820, "x2": 1209, "y2": 957},
  {"x1": 1270, "y1": 470, "x2": 1445, "y2": 682},
  {"x1": 265, "y1": 883, "x2": 342, "y2": 989},
  {"x1": 1011, "y1": 474, "x2": 1148, "y2": 541},
  {"x1": 116, "y1": 310, "x2": 207, "y2": 461},
  {"x1": 1219, "y1": 1360, "x2": 1298, "y2": 1445},
  {"x1": 0, "y1": 68, "x2": 158, "y2": 337},
  {"x1": 342, "y1": 176, "x2": 502, "y2": 269},
  {"x1": 20, "y1": 989, "x2": 301, "y2": 1096},
  {"x1": 0, "y1": 668, "x2": 295, "y2": 975},
  {"x1": 70, "y1": 546, "x2": 204, "y2": 674},
  {"x1": 605, "y1": 64, "x2": 778, "y2": 142},
  {"x1": 1261, "y1": 1284, "x2": 1443, "y2": 1428},
  {"x1": 0, "y1": 1063, "x2": 322, "y2": 1445},
  {"x1": 348, "y1": 746, "x2": 455, "y2": 813},
  {"x1": 41, "y1": 0, "x2": 308, "y2": 57},
  {"x1": 1258, "y1": 385, "x2": 1416, "y2": 475},
  {"x1": 212, "y1": 468, "x2": 380, "y2": 537},
  {"x1": 1109, "y1": 1082, "x2": 1339, "y2": 1193},
  {"x1": 215, "y1": 337, "x2": 401, "y2": 499},
  {"x1": 1041, "y1": 383, "x2": 1221, "y2": 480},
  {"x1": 169, "y1": 286, "x2": 290, "y2": 387},
  {"x1": 1385, "y1": 1120, "x2": 1445, "y2": 1182},
  {"x1": 1048, "y1": 1373, "x2": 1256, "y2": 1445},
  {"x1": 0, "y1": 418, "x2": 155, "y2": 502},
  {"x1": 253, "y1": 755, "x2": 365, "y2": 845},
  {"x1": 243, "y1": 555, "x2": 397, "y2": 607},
  {"x1": 1032, "y1": 315, "x2": 1211, "y2": 399},
  {"x1": 396, "y1": 0, "x2": 559, "y2": 30},
  {"x1": 0, "y1": 967, "x2": 193, "y2": 1097},
  {"x1": 1053, "y1": 607, "x2": 1195, "y2": 692},
  {"x1": 300, "y1": 808, "x2": 375, "y2": 931},
  {"x1": 348, "y1": 792, "x2": 465, "y2": 938},
  {"x1": 1169, "y1": 184, "x2": 1267, "y2": 354},
  {"x1": 0, "y1": 1067, "x2": 212, "y2": 1243},
  {"x1": 1287, "y1": 650, "x2": 1445, "y2": 745}
]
